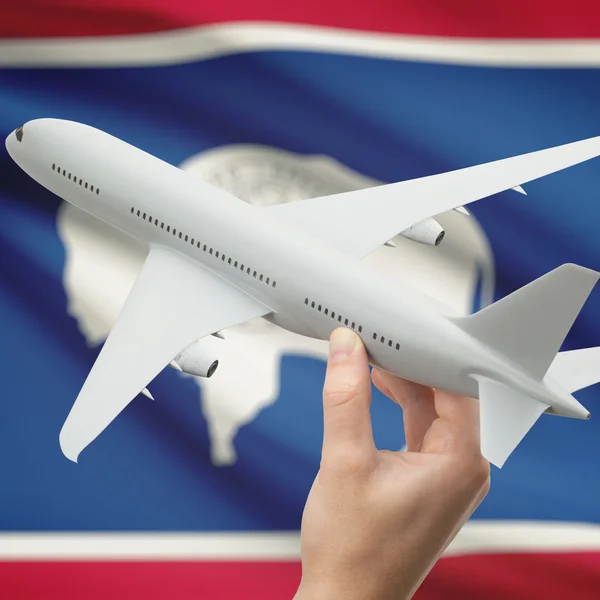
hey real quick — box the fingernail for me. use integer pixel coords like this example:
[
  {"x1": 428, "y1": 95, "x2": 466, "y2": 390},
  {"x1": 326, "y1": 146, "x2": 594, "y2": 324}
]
[{"x1": 329, "y1": 328, "x2": 358, "y2": 363}]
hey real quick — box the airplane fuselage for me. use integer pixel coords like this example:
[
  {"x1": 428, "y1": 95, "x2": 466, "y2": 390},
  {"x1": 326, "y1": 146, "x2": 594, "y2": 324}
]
[{"x1": 7, "y1": 119, "x2": 588, "y2": 421}]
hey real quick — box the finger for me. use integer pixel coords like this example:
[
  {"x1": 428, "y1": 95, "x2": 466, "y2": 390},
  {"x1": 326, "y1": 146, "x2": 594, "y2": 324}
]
[
  {"x1": 322, "y1": 328, "x2": 376, "y2": 466},
  {"x1": 372, "y1": 368, "x2": 437, "y2": 452},
  {"x1": 422, "y1": 390, "x2": 481, "y2": 456}
]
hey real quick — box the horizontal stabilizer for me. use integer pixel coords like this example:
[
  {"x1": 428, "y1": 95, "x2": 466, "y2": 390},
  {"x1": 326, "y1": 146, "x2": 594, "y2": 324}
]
[
  {"x1": 547, "y1": 347, "x2": 600, "y2": 392},
  {"x1": 455, "y1": 264, "x2": 599, "y2": 379},
  {"x1": 473, "y1": 376, "x2": 549, "y2": 468}
]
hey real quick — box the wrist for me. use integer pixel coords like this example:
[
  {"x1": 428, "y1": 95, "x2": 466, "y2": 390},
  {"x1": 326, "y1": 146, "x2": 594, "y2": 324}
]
[
  {"x1": 294, "y1": 579, "x2": 347, "y2": 600},
  {"x1": 294, "y1": 574, "x2": 413, "y2": 600}
]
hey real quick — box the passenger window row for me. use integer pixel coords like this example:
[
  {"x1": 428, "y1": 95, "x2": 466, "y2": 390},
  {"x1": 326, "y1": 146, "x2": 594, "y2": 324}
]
[
  {"x1": 131, "y1": 206, "x2": 277, "y2": 288},
  {"x1": 304, "y1": 298, "x2": 363, "y2": 333},
  {"x1": 53, "y1": 164, "x2": 99, "y2": 195},
  {"x1": 373, "y1": 332, "x2": 400, "y2": 351},
  {"x1": 303, "y1": 298, "x2": 400, "y2": 351}
]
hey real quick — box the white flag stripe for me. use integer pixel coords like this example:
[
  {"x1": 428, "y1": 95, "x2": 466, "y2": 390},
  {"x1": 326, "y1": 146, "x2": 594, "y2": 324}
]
[
  {"x1": 3, "y1": 23, "x2": 600, "y2": 68},
  {"x1": 0, "y1": 532, "x2": 301, "y2": 561},
  {"x1": 445, "y1": 520, "x2": 600, "y2": 557},
  {"x1": 2, "y1": 521, "x2": 600, "y2": 560}
]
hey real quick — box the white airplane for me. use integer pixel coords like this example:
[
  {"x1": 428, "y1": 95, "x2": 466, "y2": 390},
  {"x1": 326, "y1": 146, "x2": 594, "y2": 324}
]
[{"x1": 7, "y1": 119, "x2": 600, "y2": 468}]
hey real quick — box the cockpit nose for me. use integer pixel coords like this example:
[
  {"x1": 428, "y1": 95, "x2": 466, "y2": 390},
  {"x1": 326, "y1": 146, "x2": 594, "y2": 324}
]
[{"x1": 5, "y1": 124, "x2": 26, "y2": 162}]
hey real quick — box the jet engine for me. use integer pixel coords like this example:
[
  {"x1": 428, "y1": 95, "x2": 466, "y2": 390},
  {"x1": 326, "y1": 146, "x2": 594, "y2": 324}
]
[
  {"x1": 171, "y1": 338, "x2": 219, "y2": 378},
  {"x1": 400, "y1": 217, "x2": 445, "y2": 246}
]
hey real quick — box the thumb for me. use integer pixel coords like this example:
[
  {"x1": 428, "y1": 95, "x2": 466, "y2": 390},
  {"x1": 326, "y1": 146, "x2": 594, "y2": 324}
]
[{"x1": 322, "y1": 328, "x2": 376, "y2": 467}]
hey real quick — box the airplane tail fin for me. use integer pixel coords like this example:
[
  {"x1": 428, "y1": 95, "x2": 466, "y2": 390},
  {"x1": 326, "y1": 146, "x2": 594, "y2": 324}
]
[
  {"x1": 547, "y1": 347, "x2": 600, "y2": 393},
  {"x1": 454, "y1": 264, "x2": 599, "y2": 379},
  {"x1": 456, "y1": 264, "x2": 598, "y2": 467}
]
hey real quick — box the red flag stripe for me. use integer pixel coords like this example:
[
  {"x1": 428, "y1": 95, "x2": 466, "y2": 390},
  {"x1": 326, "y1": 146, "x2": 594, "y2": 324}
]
[
  {"x1": 2, "y1": 553, "x2": 600, "y2": 600},
  {"x1": 419, "y1": 552, "x2": 600, "y2": 600},
  {"x1": 0, "y1": 561, "x2": 302, "y2": 600},
  {"x1": 3, "y1": 0, "x2": 600, "y2": 39}
]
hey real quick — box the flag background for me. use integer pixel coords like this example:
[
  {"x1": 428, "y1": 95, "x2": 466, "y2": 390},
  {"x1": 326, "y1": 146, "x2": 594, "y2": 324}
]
[{"x1": 2, "y1": 1, "x2": 600, "y2": 598}]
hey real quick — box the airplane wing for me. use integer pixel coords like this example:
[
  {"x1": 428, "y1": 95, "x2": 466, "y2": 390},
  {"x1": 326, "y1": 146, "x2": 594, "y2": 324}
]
[
  {"x1": 59, "y1": 245, "x2": 270, "y2": 462},
  {"x1": 265, "y1": 136, "x2": 600, "y2": 258}
]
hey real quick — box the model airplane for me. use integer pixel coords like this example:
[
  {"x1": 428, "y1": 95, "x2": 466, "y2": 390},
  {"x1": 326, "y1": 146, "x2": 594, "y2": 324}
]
[{"x1": 7, "y1": 119, "x2": 600, "y2": 468}]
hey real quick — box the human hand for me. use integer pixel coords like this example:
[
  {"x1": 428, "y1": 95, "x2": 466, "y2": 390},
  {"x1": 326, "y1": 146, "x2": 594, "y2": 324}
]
[{"x1": 295, "y1": 328, "x2": 490, "y2": 600}]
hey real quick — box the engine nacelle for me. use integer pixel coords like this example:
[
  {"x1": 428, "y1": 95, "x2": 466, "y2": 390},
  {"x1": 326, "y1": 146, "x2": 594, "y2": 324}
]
[
  {"x1": 173, "y1": 339, "x2": 219, "y2": 378},
  {"x1": 400, "y1": 217, "x2": 445, "y2": 246}
]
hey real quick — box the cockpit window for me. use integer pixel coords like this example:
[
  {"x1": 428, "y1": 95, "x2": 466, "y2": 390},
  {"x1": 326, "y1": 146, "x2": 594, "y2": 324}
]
[{"x1": 15, "y1": 126, "x2": 24, "y2": 142}]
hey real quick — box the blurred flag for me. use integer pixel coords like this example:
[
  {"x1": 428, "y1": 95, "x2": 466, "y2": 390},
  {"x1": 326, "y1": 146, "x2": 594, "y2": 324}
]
[{"x1": 1, "y1": 2, "x2": 600, "y2": 598}]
